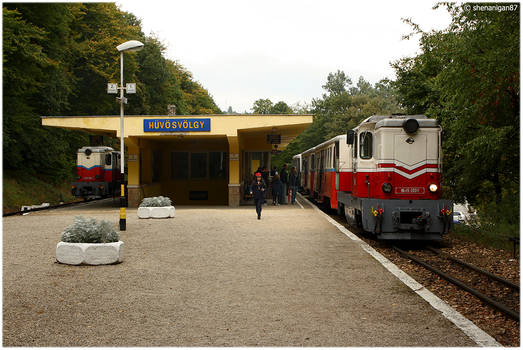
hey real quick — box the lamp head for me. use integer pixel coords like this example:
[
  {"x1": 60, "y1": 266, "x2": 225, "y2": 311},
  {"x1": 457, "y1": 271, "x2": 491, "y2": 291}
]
[{"x1": 117, "y1": 40, "x2": 144, "y2": 52}]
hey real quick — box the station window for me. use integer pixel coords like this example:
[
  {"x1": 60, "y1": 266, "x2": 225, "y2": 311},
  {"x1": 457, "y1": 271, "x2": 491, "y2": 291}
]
[
  {"x1": 359, "y1": 132, "x2": 373, "y2": 159},
  {"x1": 172, "y1": 152, "x2": 189, "y2": 179},
  {"x1": 209, "y1": 152, "x2": 227, "y2": 179},
  {"x1": 152, "y1": 150, "x2": 162, "y2": 182},
  {"x1": 191, "y1": 152, "x2": 207, "y2": 179}
]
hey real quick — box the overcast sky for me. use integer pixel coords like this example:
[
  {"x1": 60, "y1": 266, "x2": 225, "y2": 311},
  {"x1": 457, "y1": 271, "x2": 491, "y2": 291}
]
[{"x1": 117, "y1": 0, "x2": 452, "y2": 113}]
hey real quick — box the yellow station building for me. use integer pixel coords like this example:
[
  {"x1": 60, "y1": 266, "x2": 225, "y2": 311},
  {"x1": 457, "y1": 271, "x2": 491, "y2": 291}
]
[{"x1": 42, "y1": 114, "x2": 312, "y2": 207}]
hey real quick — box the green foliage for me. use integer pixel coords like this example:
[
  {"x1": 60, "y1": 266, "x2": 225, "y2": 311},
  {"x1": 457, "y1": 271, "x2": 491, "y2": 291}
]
[
  {"x1": 139, "y1": 196, "x2": 172, "y2": 207},
  {"x1": 271, "y1": 101, "x2": 293, "y2": 114},
  {"x1": 392, "y1": 3, "x2": 519, "y2": 236},
  {"x1": 271, "y1": 71, "x2": 404, "y2": 168},
  {"x1": 3, "y1": 171, "x2": 77, "y2": 213},
  {"x1": 61, "y1": 216, "x2": 120, "y2": 243},
  {"x1": 251, "y1": 99, "x2": 294, "y2": 114},
  {"x1": 252, "y1": 99, "x2": 273, "y2": 114},
  {"x1": 3, "y1": 3, "x2": 221, "y2": 195}
]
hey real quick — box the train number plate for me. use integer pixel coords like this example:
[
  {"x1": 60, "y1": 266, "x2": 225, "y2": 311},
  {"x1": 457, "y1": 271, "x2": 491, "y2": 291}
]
[{"x1": 395, "y1": 187, "x2": 425, "y2": 194}]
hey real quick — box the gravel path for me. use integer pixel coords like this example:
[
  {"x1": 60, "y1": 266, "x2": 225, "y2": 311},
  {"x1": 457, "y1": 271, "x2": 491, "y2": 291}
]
[{"x1": 3, "y1": 200, "x2": 476, "y2": 346}]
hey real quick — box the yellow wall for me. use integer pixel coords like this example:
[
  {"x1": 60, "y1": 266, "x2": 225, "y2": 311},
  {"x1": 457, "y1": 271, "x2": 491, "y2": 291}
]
[{"x1": 227, "y1": 136, "x2": 240, "y2": 184}]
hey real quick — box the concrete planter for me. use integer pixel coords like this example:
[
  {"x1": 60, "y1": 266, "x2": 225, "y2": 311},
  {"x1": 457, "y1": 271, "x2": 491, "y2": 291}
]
[
  {"x1": 137, "y1": 206, "x2": 175, "y2": 219},
  {"x1": 56, "y1": 241, "x2": 124, "y2": 265}
]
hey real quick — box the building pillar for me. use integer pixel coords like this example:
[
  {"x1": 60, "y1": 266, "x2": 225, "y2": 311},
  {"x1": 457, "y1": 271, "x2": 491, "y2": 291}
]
[
  {"x1": 126, "y1": 137, "x2": 143, "y2": 207},
  {"x1": 227, "y1": 136, "x2": 240, "y2": 207}
]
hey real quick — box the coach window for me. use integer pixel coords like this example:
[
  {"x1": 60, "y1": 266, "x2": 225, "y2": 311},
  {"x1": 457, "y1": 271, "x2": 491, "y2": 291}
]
[
  {"x1": 353, "y1": 133, "x2": 358, "y2": 158},
  {"x1": 335, "y1": 141, "x2": 339, "y2": 170},
  {"x1": 359, "y1": 132, "x2": 373, "y2": 159}
]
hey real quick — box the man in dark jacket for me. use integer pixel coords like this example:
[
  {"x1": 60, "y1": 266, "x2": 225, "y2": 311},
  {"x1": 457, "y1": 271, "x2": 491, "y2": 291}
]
[
  {"x1": 271, "y1": 174, "x2": 283, "y2": 205},
  {"x1": 261, "y1": 165, "x2": 270, "y2": 185},
  {"x1": 280, "y1": 164, "x2": 289, "y2": 204},
  {"x1": 249, "y1": 172, "x2": 267, "y2": 219},
  {"x1": 289, "y1": 166, "x2": 299, "y2": 204}
]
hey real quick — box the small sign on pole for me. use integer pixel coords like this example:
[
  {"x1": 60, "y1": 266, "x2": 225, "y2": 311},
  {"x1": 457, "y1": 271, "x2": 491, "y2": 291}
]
[
  {"x1": 107, "y1": 83, "x2": 118, "y2": 94},
  {"x1": 126, "y1": 83, "x2": 136, "y2": 94}
]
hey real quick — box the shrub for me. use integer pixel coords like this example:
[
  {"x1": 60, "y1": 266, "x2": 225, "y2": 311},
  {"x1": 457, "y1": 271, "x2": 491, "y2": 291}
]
[
  {"x1": 139, "y1": 196, "x2": 172, "y2": 207},
  {"x1": 61, "y1": 216, "x2": 120, "y2": 243}
]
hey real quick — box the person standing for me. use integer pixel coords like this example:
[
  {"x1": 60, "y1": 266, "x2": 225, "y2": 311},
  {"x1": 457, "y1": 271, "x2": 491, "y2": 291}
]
[
  {"x1": 249, "y1": 172, "x2": 267, "y2": 219},
  {"x1": 289, "y1": 166, "x2": 299, "y2": 204},
  {"x1": 280, "y1": 163, "x2": 289, "y2": 204},
  {"x1": 261, "y1": 165, "x2": 270, "y2": 185},
  {"x1": 271, "y1": 174, "x2": 282, "y2": 205}
]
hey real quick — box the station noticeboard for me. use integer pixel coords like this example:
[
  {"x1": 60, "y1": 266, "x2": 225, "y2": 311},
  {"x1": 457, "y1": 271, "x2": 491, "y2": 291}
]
[
  {"x1": 144, "y1": 118, "x2": 211, "y2": 132},
  {"x1": 266, "y1": 134, "x2": 281, "y2": 144}
]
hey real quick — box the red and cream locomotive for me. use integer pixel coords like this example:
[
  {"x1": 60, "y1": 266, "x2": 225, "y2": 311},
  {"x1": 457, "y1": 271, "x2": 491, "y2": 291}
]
[
  {"x1": 294, "y1": 115, "x2": 453, "y2": 240},
  {"x1": 72, "y1": 146, "x2": 122, "y2": 199}
]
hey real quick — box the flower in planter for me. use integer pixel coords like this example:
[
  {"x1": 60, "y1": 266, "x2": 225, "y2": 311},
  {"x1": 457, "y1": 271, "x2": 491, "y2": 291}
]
[
  {"x1": 61, "y1": 216, "x2": 120, "y2": 243},
  {"x1": 139, "y1": 196, "x2": 172, "y2": 207}
]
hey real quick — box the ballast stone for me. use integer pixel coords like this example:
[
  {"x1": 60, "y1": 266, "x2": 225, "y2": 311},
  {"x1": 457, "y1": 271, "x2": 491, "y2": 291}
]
[
  {"x1": 56, "y1": 241, "x2": 124, "y2": 265},
  {"x1": 137, "y1": 206, "x2": 175, "y2": 219}
]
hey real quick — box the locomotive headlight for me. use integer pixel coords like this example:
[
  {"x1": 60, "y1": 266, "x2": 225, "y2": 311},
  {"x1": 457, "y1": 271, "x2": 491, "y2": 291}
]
[
  {"x1": 429, "y1": 184, "x2": 438, "y2": 193},
  {"x1": 382, "y1": 182, "x2": 393, "y2": 193}
]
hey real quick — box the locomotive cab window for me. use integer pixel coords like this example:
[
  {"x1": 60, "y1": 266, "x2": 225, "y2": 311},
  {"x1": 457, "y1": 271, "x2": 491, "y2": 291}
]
[{"x1": 359, "y1": 132, "x2": 373, "y2": 159}]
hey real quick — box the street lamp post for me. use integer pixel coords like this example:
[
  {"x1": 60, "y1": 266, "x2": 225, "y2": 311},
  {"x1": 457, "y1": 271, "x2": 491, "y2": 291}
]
[{"x1": 111, "y1": 40, "x2": 144, "y2": 231}]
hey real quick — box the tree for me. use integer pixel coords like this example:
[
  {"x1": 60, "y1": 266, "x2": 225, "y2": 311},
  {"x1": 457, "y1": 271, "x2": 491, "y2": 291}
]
[
  {"x1": 392, "y1": 3, "x2": 519, "y2": 226},
  {"x1": 2, "y1": 2, "x2": 222, "y2": 183},
  {"x1": 251, "y1": 98, "x2": 273, "y2": 114},
  {"x1": 271, "y1": 101, "x2": 293, "y2": 114}
]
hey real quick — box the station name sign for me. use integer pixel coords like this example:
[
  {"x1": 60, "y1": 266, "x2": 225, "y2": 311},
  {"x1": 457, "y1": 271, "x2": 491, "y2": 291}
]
[{"x1": 144, "y1": 118, "x2": 211, "y2": 132}]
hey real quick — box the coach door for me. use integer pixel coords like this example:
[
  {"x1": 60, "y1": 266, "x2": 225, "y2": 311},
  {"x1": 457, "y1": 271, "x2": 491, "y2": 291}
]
[
  {"x1": 352, "y1": 133, "x2": 358, "y2": 190},
  {"x1": 317, "y1": 150, "x2": 324, "y2": 194}
]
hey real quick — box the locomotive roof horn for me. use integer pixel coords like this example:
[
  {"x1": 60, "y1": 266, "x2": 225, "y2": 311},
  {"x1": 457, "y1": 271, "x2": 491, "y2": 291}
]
[{"x1": 402, "y1": 118, "x2": 419, "y2": 134}]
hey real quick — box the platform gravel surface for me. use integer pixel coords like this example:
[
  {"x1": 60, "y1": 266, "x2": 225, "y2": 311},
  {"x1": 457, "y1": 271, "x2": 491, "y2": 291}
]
[{"x1": 3, "y1": 200, "x2": 476, "y2": 346}]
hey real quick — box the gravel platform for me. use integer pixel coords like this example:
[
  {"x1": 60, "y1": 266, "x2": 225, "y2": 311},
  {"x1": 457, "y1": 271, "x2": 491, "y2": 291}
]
[{"x1": 3, "y1": 199, "x2": 476, "y2": 346}]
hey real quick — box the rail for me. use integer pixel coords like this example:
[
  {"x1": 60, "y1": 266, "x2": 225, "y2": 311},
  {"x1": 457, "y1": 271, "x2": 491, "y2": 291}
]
[
  {"x1": 3, "y1": 197, "x2": 108, "y2": 217},
  {"x1": 392, "y1": 245, "x2": 519, "y2": 321},
  {"x1": 426, "y1": 246, "x2": 519, "y2": 291}
]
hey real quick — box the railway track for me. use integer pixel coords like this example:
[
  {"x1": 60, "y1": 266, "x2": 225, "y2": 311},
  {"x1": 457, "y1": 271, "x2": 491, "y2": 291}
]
[
  {"x1": 3, "y1": 197, "x2": 111, "y2": 217},
  {"x1": 392, "y1": 245, "x2": 520, "y2": 321}
]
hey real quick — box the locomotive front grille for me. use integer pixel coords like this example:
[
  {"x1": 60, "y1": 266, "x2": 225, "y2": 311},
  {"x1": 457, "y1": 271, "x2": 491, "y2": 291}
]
[{"x1": 399, "y1": 211, "x2": 423, "y2": 224}]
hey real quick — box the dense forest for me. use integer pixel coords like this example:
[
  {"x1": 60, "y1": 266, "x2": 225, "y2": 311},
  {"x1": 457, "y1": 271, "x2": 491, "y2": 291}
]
[{"x1": 3, "y1": 3, "x2": 220, "y2": 179}]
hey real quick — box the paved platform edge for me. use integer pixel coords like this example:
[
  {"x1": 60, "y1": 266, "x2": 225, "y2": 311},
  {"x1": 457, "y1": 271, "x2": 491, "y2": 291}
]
[{"x1": 298, "y1": 193, "x2": 501, "y2": 348}]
